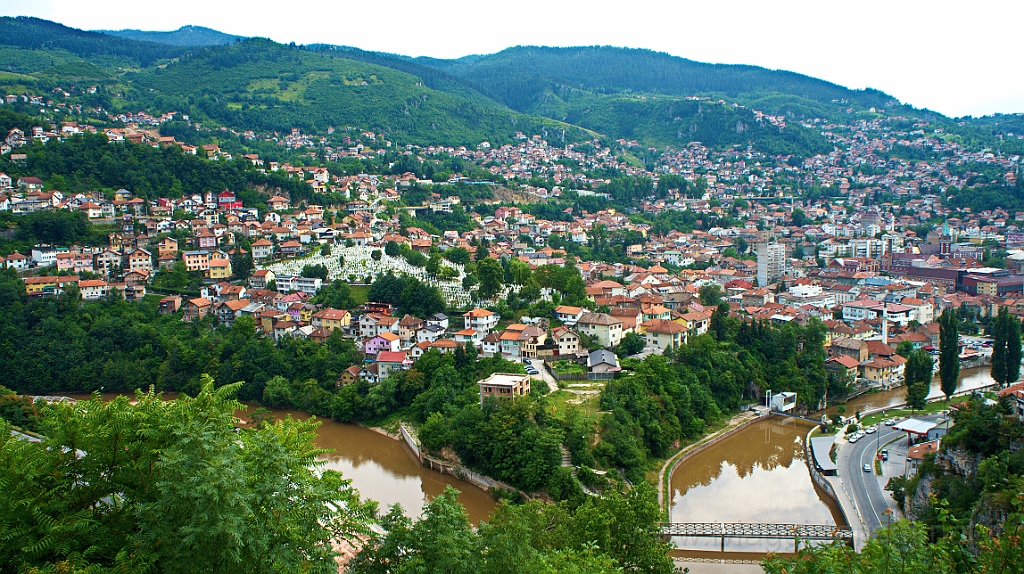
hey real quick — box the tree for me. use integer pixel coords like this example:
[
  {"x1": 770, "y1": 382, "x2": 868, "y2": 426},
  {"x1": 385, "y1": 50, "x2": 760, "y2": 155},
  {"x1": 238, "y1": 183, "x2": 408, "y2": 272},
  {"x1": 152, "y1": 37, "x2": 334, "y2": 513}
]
[
  {"x1": 938, "y1": 308, "x2": 960, "y2": 401},
  {"x1": 991, "y1": 306, "x2": 1022, "y2": 387},
  {"x1": 231, "y1": 250, "x2": 255, "y2": 281},
  {"x1": 301, "y1": 264, "x2": 329, "y2": 281},
  {"x1": 699, "y1": 283, "x2": 723, "y2": 307},
  {"x1": 0, "y1": 377, "x2": 375, "y2": 573},
  {"x1": 904, "y1": 349, "x2": 932, "y2": 412},
  {"x1": 370, "y1": 249, "x2": 382, "y2": 261},
  {"x1": 617, "y1": 331, "x2": 645, "y2": 357},
  {"x1": 476, "y1": 257, "x2": 504, "y2": 300}
]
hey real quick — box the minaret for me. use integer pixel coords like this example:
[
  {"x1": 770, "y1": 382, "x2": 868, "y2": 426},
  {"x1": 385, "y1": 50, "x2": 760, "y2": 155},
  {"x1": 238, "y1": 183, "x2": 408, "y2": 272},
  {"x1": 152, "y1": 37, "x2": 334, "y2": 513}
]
[{"x1": 882, "y1": 306, "x2": 888, "y2": 346}]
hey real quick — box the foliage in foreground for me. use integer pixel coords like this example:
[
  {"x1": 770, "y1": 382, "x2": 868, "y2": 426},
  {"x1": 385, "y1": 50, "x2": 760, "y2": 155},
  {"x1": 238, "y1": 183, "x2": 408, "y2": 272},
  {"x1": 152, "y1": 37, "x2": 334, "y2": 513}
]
[
  {"x1": 763, "y1": 502, "x2": 1024, "y2": 573},
  {"x1": 350, "y1": 482, "x2": 673, "y2": 574},
  {"x1": 0, "y1": 376, "x2": 375, "y2": 574}
]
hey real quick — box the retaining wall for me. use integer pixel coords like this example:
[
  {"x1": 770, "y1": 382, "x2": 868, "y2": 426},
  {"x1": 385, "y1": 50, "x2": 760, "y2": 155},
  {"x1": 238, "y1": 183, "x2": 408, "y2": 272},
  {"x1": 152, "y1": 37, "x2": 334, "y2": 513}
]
[{"x1": 804, "y1": 426, "x2": 852, "y2": 530}]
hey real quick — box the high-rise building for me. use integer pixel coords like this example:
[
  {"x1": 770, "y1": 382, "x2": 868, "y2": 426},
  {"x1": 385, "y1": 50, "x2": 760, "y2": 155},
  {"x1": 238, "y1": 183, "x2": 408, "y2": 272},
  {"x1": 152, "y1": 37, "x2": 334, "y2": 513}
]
[{"x1": 757, "y1": 242, "x2": 786, "y2": 287}]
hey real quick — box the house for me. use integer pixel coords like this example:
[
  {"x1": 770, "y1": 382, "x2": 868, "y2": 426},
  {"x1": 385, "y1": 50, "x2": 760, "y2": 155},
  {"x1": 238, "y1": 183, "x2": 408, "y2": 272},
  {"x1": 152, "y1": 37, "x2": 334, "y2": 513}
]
[
  {"x1": 551, "y1": 326, "x2": 581, "y2": 357},
  {"x1": 463, "y1": 307, "x2": 499, "y2": 335},
  {"x1": 78, "y1": 279, "x2": 109, "y2": 301},
  {"x1": 157, "y1": 237, "x2": 179, "y2": 257},
  {"x1": 576, "y1": 312, "x2": 623, "y2": 348},
  {"x1": 905, "y1": 440, "x2": 940, "y2": 477},
  {"x1": 23, "y1": 276, "x2": 78, "y2": 296},
  {"x1": 213, "y1": 299, "x2": 250, "y2": 327},
  {"x1": 183, "y1": 250, "x2": 211, "y2": 272},
  {"x1": 123, "y1": 269, "x2": 150, "y2": 287},
  {"x1": 643, "y1": 319, "x2": 687, "y2": 352},
  {"x1": 499, "y1": 324, "x2": 547, "y2": 359},
  {"x1": 207, "y1": 258, "x2": 232, "y2": 281},
  {"x1": 830, "y1": 337, "x2": 870, "y2": 363},
  {"x1": 554, "y1": 305, "x2": 586, "y2": 327},
  {"x1": 587, "y1": 349, "x2": 621, "y2": 375},
  {"x1": 249, "y1": 269, "x2": 275, "y2": 289},
  {"x1": 376, "y1": 351, "x2": 411, "y2": 381},
  {"x1": 417, "y1": 323, "x2": 446, "y2": 344},
  {"x1": 997, "y1": 381, "x2": 1024, "y2": 420},
  {"x1": 267, "y1": 195, "x2": 290, "y2": 211},
  {"x1": 427, "y1": 313, "x2": 449, "y2": 331},
  {"x1": 251, "y1": 238, "x2": 275, "y2": 261},
  {"x1": 312, "y1": 308, "x2": 351, "y2": 332},
  {"x1": 4, "y1": 251, "x2": 29, "y2": 270},
  {"x1": 860, "y1": 354, "x2": 907, "y2": 386},
  {"x1": 280, "y1": 240, "x2": 304, "y2": 258},
  {"x1": 364, "y1": 332, "x2": 401, "y2": 356},
  {"x1": 477, "y1": 373, "x2": 531, "y2": 404},
  {"x1": 825, "y1": 354, "x2": 861, "y2": 383},
  {"x1": 338, "y1": 365, "x2": 362, "y2": 387},
  {"x1": 398, "y1": 314, "x2": 425, "y2": 343},
  {"x1": 359, "y1": 313, "x2": 399, "y2": 338},
  {"x1": 182, "y1": 297, "x2": 212, "y2": 321},
  {"x1": 126, "y1": 248, "x2": 152, "y2": 273},
  {"x1": 158, "y1": 295, "x2": 182, "y2": 314}
]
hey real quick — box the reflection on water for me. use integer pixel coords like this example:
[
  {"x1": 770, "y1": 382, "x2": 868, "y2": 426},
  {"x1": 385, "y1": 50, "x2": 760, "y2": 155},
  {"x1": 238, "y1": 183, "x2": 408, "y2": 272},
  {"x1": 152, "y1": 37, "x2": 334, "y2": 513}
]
[
  {"x1": 670, "y1": 417, "x2": 842, "y2": 557},
  {"x1": 268, "y1": 409, "x2": 497, "y2": 523},
  {"x1": 840, "y1": 367, "x2": 995, "y2": 414}
]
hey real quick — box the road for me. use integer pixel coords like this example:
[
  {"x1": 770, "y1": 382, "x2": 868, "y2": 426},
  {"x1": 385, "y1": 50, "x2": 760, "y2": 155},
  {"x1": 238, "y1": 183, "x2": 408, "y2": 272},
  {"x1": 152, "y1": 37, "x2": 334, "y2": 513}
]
[{"x1": 837, "y1": 413, "x2": 943, "y2": 534}]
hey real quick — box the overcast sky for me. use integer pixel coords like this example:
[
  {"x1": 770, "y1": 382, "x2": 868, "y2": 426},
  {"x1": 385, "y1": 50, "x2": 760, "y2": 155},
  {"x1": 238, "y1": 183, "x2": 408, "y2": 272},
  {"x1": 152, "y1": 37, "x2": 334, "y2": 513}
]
[{"x1": 2, "y1": 0, "x2": 1021, "y2": 118}]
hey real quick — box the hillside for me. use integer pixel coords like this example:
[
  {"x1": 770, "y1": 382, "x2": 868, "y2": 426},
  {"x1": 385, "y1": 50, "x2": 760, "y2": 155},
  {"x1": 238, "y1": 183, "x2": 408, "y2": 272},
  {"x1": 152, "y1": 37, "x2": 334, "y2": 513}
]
[
  {"x1": 127, "y1": 38, "x2": 590, "y2": 145},
  {"x1": 96, "y1": 25, "x2": 244, "y2": 46},
  {"x1": 418, "y1": 46, "x2": 899, "y2": 117},
  {"x1": 0, "y1": 16, "x2": 189, "y2": 66},
  {"x1": 0, "y1": 17, "x2": 1013, "y2": 155}
]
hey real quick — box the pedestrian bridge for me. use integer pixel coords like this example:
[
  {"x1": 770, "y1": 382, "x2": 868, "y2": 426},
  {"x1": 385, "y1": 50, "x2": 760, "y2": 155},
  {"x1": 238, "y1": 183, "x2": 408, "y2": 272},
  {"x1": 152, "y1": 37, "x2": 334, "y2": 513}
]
[{"x1": 661, "y1": 522, "x2": 853, "y2": 549}]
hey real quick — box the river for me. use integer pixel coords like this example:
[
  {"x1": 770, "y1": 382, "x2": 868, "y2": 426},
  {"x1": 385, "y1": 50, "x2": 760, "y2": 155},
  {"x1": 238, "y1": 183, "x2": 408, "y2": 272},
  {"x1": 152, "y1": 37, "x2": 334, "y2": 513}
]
[
  {"x1": 840, "y1": 366, "x2": 995, "y2": 414},
  {"x1": 668, "y1": 416, "x2": 843, "y2": 573},
  {"x1": 58, "y1": 393, "x2": 497, "y2": 523}
]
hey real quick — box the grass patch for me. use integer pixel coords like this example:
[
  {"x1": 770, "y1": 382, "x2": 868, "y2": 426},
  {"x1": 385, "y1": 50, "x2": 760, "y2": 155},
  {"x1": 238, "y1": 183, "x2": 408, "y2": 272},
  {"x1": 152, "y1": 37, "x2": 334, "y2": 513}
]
[
  {"x1": 551, "y1": 359, "x2": 585, "y2": 375},
  {"x1": 348, "y1": 284, "x2": 369, "y2": 306},
  {"x1": 859, "y1": 396, "x2": 967, "y2": 426},
  {"x1": 543, "y1": 389, "x2": 600, "y2": 424}
]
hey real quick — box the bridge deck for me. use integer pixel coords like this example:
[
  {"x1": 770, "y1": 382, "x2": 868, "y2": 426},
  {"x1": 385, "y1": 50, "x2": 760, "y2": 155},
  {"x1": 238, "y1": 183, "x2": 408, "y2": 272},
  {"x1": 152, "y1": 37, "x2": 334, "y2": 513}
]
[{"x1": 661, "y1": 522, "x2": 852, "y2": 541}]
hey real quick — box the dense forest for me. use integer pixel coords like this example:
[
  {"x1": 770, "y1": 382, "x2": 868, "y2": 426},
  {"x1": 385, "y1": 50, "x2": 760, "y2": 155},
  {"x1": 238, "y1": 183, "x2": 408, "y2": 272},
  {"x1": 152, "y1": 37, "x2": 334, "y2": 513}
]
[
  {"x1": 0, "y1": 16, "x2": 190, "y2": 66},
  {"x1": 0, "y1": 133, "x2": 314, "y2": 206}
]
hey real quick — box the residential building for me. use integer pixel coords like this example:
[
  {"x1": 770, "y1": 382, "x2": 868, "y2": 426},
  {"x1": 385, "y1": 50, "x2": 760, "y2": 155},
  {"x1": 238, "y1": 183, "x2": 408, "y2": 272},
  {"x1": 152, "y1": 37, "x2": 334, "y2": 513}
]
[
  {"x1": 576, "y1": 312, "x2": 623, "y2": 347},
  {"x1": 477, "y1": 373, "x2": 531, "y2": 404}
]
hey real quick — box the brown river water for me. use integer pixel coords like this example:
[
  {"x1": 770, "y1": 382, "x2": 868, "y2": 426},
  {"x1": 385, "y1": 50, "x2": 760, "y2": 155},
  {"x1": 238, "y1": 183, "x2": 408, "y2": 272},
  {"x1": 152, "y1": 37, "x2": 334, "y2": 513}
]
[
  {"x1": 59, "y1": 394, "x2": 497, "y2": 523},
  {"x1": 58, "y1": 366, "x2": 996, "y2": 572}
]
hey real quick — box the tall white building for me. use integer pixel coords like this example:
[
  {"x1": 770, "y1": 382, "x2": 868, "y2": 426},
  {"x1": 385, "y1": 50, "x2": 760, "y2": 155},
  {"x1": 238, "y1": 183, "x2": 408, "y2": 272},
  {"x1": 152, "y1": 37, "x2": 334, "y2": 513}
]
[{"x1": 757, "y1": 242, "x2": 786, "y2": 287}]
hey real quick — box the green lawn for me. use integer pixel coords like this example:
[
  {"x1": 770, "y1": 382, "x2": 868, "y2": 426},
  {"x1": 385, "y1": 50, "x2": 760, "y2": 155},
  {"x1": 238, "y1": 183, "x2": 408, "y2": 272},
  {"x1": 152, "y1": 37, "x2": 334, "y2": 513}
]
[
  {"x1": 551, "y1": 360, "x2": 585, "y2": 375},
  {"x1": 348, "y1": 284, "x2": 369, "y2": 306},
  {"x1": 859, "y1": 396, "x2": 968, "y2": 426}
]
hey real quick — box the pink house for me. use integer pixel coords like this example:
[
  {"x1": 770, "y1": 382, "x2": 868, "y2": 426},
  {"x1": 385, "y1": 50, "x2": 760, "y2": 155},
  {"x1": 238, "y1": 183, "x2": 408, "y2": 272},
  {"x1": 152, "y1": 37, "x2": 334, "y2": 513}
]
[{"x1": 364, "y1": 332, "x2": 401, "y2": 356}]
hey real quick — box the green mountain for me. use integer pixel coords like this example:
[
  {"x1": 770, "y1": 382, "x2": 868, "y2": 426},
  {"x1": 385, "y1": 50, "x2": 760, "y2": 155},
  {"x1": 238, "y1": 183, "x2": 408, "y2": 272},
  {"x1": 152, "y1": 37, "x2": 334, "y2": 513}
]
[
  {"x1": 96, "y1": 25, "x2": 244, "y2": 46},
  {"x1": 0, "y1": 17, "x2": 189, "y2": 66},
  {"x1": 2, "y1": 17, "x2": 1013, "y2": 156},
  {"x1": 127, "y1": 38, "x2": 589, "y2": 145}
]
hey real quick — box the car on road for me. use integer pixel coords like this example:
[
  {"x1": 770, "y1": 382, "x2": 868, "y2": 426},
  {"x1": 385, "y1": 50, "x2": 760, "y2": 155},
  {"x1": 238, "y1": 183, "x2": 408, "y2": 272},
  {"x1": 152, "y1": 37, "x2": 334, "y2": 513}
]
[
  {"x1": 849, "y1": 433, "x2": 861, "y2": 443},
  {"x1": 881, "y1": 449, "x2": 889, "y2": 461},
  {"x1": 863, "y1": 464, "x2": 872, "y2": 473},
  {"x1": 864, "y1": 425, "x2": 877, "y2": 434},
  {"x1": 525, "y1": 367, "x2": 539, "y2": 375},
  {"x1": 884, "y1": 418, "x2": 896, "y2": 426}
]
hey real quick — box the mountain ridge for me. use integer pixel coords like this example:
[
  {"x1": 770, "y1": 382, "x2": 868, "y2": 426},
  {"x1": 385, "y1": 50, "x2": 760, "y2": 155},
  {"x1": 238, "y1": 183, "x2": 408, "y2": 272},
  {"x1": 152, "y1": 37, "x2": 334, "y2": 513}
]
[{"x1": 95, "y1": 25, "x2": 245, "y2": 46}]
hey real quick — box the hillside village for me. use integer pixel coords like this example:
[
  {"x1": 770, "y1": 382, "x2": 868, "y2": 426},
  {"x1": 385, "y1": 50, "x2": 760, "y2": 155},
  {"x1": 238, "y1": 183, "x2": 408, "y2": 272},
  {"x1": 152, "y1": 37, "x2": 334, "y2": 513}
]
[{"x1": 1, "y1": 103, "x2": 1022, "y2": 405}]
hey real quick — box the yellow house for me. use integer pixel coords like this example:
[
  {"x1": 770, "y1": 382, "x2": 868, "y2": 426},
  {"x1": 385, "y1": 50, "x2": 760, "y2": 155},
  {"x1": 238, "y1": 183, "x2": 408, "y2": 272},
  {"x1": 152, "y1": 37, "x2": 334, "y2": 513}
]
[
  {"x1": 23, "y1": 276, "x2": 78, "y2": 295},
  {"x1": 207, "y1": 258, "x2": 232, "y2": 280},
  {"x1": 312, "y1": 308, "x2": 352, "y2": 332}
]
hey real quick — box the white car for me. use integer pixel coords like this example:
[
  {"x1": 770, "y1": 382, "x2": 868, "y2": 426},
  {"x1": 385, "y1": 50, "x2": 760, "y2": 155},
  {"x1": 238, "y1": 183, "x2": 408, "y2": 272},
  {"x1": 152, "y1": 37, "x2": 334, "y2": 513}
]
[
  {"x1": 865, "y1": 426, "x2": 877, "y2": 434},
  {"x1": 848, "y1": 434, "x2": 861, "y2": 443}
]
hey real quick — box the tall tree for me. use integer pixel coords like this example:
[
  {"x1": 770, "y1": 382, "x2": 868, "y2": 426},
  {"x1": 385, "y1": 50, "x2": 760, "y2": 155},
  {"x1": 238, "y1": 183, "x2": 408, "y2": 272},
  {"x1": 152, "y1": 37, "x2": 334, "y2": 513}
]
[
  {"x1": 904, "y1": 349, "x2": 932, "y2": 412},
  {"x1": 0, "y1": 377, "x2": 374, "y2": 573},
  {"x1": 991, "y1": 306, "x2": 1022, "y2": 387},
  {"x1": 476, "y1": 257, "x2": 505, "y2": 300},
  {"x1": 939, "y1": 308, "x2": 960, "y2": 401}
]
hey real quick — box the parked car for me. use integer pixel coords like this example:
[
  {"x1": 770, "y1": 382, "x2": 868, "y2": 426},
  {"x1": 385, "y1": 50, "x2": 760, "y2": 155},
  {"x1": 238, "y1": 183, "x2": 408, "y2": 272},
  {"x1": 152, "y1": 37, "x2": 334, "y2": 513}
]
[
  {"x1": 863, "y1": 464, "x2": 872, "y2": 473},
  {"x1": 881, "y1": 449, "x2": 889, "y2": 461},
  {"x1": 525, "y1": 367, "x2": 539, "y2": 375}
]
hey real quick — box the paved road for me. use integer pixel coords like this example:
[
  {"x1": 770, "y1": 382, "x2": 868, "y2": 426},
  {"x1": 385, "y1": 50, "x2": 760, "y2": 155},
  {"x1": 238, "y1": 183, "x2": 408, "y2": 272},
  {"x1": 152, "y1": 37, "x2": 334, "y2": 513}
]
[{"x1": 837, "y1": 413, "x2": 943, "y2": 534}]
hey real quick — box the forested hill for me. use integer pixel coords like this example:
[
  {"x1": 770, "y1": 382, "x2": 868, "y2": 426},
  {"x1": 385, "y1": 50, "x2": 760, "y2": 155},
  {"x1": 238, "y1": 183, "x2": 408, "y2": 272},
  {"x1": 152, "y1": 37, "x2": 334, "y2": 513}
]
[
  {"x1": 0, "y1": 17, "x2": 190, "y2": 66},
  {"x1": 417, "y1": 45, "x2": 900, "y2": 117},
  {"x1": 96, "y1": 25, "x2": 244, "y2": 46}
]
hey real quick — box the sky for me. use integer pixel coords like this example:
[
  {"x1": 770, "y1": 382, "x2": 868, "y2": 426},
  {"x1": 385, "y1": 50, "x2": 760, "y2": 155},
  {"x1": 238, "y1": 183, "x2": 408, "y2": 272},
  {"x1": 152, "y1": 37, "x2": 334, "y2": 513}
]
[{"x1": 1, "y1": 0, "x2": 1021, "y2": 118}]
